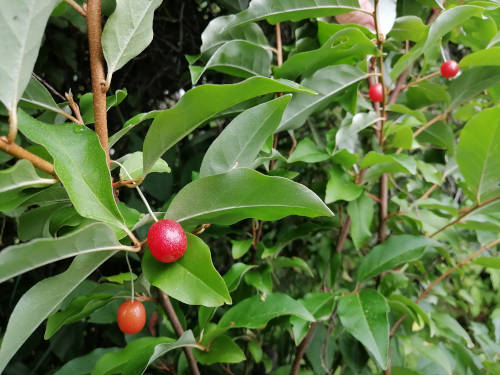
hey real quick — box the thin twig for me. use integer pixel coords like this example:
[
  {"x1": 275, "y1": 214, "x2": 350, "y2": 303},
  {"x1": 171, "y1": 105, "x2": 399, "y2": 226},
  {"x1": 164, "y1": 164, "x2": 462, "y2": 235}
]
[
  {"x1": 64, "y1": 0, "x2": 87, "y2": 17},
  {"x1": 403, "y1": 71, "x2": 441, "y2": 90},
  {"x1": 157, "y1": 290, "x2": 201, "y2": 375},
  {"x1": 112, "y1": 177, "x2": 144, "y2": 188},
  {"x1": 289, "y1": 322, "x2": 316, "y2": 375},
  {"x1": 0, "y1": 136, "x2": 56, "y2": 177},
  {"x1": 429, "y1": 195, "x2": 500, "y2": 238},
  {"x1": 65, "y1": 91, "x2": 85, "y2": 125},
  {"x1": 390, "y1": 238, "x2": 500, "y2": 336},
  {"x1": 32, "y1": 73, "x2": 66, "y2": 100},
  {"x1": 87, "y1": 0, "x2": 110, "y2": 165},
  {"x1": 373, "y1": 0, "x2": 388, "y2": 243}
]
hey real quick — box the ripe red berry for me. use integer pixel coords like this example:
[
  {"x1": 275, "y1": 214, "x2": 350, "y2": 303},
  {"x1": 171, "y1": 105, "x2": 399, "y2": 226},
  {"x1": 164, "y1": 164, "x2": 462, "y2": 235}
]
[
  {"x1": 117, "y1": 300, "x2": 146, "y2": 334},
  {"x1": 368, "y1": 83, "x2": 383, "y2": 103},
  {"x1": 147, "y1": 219, "x2": 187, "y2": 263},
  {"x1": 440, "y1": 60, "x2": 459, "y2": 78}
]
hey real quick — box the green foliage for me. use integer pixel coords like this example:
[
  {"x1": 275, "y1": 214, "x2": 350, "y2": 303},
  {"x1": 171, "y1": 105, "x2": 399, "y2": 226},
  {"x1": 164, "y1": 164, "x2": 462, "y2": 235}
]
[{"x1": 1, "y1": 0, "x2": 500, "y2": 374}]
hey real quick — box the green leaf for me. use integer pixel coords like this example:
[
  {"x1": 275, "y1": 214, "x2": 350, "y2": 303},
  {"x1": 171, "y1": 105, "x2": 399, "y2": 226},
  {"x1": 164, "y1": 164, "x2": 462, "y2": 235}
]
[
  {"x1": 108, "y1": 110, "x2": 158, "y2": 147},
  {"x1": 335, "y1": 112, "x2": 380, "y2": 154},
  {"x1": 278, "y1": 65, "x2": 368, "y2": 131},
  {"x1": 191, "y1": 40, "x2": 272, "y2": 84},
  {"x1": 389, "y1": 16, "x2": 427, "y2": 42},
  {"x1": 218, "y1": 293, "x2": 314, "y2": 329},
  {"x1": 245, "y1": 266, "x2": 273, "y2": 294},
  {"x1": 317, "y1": 20, "x2": 374, "y2": 44},
  {"x1": 101, "y1": 0, "x2": 163, "y2": 83},
  {"x1": 325, "y1": 165, "x2": 363, "y2": 204},
  {"x1": 273, "y1": 28, "x2": 378, "y2": 80},
  {"x1": 0, "y1": 222, "x2": 129, "y2": 283},
  {"x1": 273, "y1": 256, "x2": 314, "y2": 277},
  {"x1": 473, "y1": 256, "x2": 500, "y2": 269},
  {"x1": 347, "y1": 192, "x2": 374, "y2": 249},
  {"x1": 91, "y1": 331, "x2": 196, "y2": 375},
  {"x1": 100, "y1": 272, "x2": 137, "y2": 284},
  {"x1": 449, "y1": 66, "x2": 500, "y2": 107},
  {"x1": 456, "y1": 107, "x2": 500, "y2": 202},
  {"x1": 45, "y1": 293, "x2": 114, "y2": 339},
  {"x1": 143, "y1": 77, "x2": 314, "y2": 174},
  {"x1": 288, "y1": 137, "x2": 329, "y2": 164},
  {"x1": 19, "y1": 75, "x2": 61, "y2": 115},
  {"x1": 200, "y1": 15, "x2": 269, "y2": 57},
  {"x1": 291, "y1": 292, "x2": 336, "y2": 344},
  {"x1": 54, "y1": 348, "x2": 121, "y2": 375},
  {"x1": 200, "y1": 95, "x2": 290, "y2": 177},
  {"x1": 361, "y1": 152, "x2": 417, "y2": 176},
  {"x1": 416, "y1": 120, "x2": 454, "y2": 151},
  {"x1": 118, "y1": 151, "x2": 170, "y2": 180},
  {"x1": 0, "y1": 0, "x2": 60, "y2": 112},
  {"x1": 460, "y1": 47, "x2": 500, "y2": 68},
  {"x1": 223, "y1": 263, "x2": 256, "y2": 292},
  {"x1": 391, "y1": 6, "x2": 485, "y2": 80},
  {"x1": 337, "y1": 289, "x2": 390, "y2": 370},
  {"x1": 18, "y1": 110, "x2": 125, "y2": 228},
  {"x1": 231, "y1": 239, "x2": 254, "y2": 259},
  {"x1": 0, "y1": 252, "x2": 115, "y2": 373},
  {"x1": 142, "y1": 233, "x2": 231, "y2": 307},
  {"x1": 375, "y1": 0, "x2": 396, "y2": 36},
  {"x1": 79, "y1": 89, "x2": 128, "y2": 124},
  {"x1": 0, "y1": 159, "x2": 57, "y2": 212},
  {"x1": 195, "y1": 335, "x2": 245, "y2": 365},
  {"x1": 433, "y1": 312, "x2": 474, "y2": 348},
  {"x1": 357, "y1": 235, "x2": 436, "y2": 282},
  {"x1": 223, "y1": 0, "x2": 362, "y2": 28},
  {"x1": 400, "y1": 336, "x2": 452, "y2": 375},
  {"x1": 166, "y1": 168, "x2": 333, "y2": 228}
]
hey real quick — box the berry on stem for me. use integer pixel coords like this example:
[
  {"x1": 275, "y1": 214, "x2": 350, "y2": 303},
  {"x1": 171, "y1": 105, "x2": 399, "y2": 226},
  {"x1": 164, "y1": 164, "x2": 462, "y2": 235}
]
[
  {"x1": 147, "y1": 219, "x2": 187, "y2": 263},
  {"x1": 369, "y1": 83, "x2": 383, "y2": 103},
  {"x1": 117, "y1": 300, "x2": 146, "y2": 334},
  {"x1": 440, "y1": 60, "x2": 459, "y2": 78}
]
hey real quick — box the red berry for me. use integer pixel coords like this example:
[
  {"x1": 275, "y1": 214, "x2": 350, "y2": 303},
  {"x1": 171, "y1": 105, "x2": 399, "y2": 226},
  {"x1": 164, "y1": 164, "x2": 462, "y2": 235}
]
[
  {"x1": 368, "y1": 83, "x2": 383, "y2": 103},
  {"x1": 147, "y1": 219, "x2": 187, "y2": 263},
  {"x1": 440, "y1": 60, "x2": 459, "y2": 78},
  {"x1": 117, "y1": 300, "x2": 146, "y2": 334}
]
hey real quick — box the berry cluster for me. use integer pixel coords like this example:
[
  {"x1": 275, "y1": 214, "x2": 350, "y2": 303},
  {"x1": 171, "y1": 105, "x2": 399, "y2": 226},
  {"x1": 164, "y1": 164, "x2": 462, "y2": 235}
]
[
  {"x1": 117, "y1": 219, "x2": 187, "y2": 334},
  {"x1": 368, "y1": 60, "x2": 459, "y2": 104}
]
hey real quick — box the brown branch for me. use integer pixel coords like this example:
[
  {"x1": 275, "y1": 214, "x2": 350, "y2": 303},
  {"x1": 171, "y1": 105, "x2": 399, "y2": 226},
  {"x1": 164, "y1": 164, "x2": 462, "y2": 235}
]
[
  {"x1": 87, "y1": 0, "x2": 110, "y2": 165},
  {"x1": 336, "y1": 216, "x2": 352, "y2": 253},
  {"x1": 112, "y1": 177, "x2": 144, "y2": 188},
  {"x1": 387, "y1": 68, "x2": 410, "y2": 105},
  {"x1": 0, "y1": 136, "x2": 56, "y2": 177},
  {"x1": 390, "y1": 238, "x2": 500, "y2": 336},
  {"x1": 65, "y1": 0, "x2": 87, "y2": 17},
  {"x1": 373, "y1": 0, "x2": 389, "y2": 243},
  {"x1": 429, "y1": 195, "x2": 500, "y2": 238},
  {"x1": 275, "y1": 23, "x2": 283, "y2": 67},
  {"x1": 157, "y1": 290, "x2": 200, "y2": 375},
  {"x1": 290, "y1": 322, "x2": 316, "y2": 375},
  {"x1": 403, "y1": 71, "x2": 441, "y2": 90},
  {"x1": 65, "y1": 91, "x2": 85, "y2": 125}
]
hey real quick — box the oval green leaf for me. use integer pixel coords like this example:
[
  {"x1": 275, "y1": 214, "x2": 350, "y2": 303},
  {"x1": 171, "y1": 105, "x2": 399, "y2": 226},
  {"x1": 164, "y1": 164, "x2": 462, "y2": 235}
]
[
  {"x1": 17, "y1": 110, "x2": 125, "y2": 228},
  {"x1": 0, "y1": 252, "x2": 116, "y2": 373},
  {"x1": 142, "y1": 77, "x2": 315, "y2": 174},
  {"x1": 200, "y1": 95, "x2": 290, "y2": 177},
  {"x1": 357, "y1": 235, "x2": 437, "y2": 282},
  {"x1": 166, "y1": 168, "x2": 333, "y2": 228},
  {"x1": 337, "y1": 289, "x2": 390, "y2": 370},
  {"x1": 142, "y1": 233, "x2": 231, "y2": 307}
]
